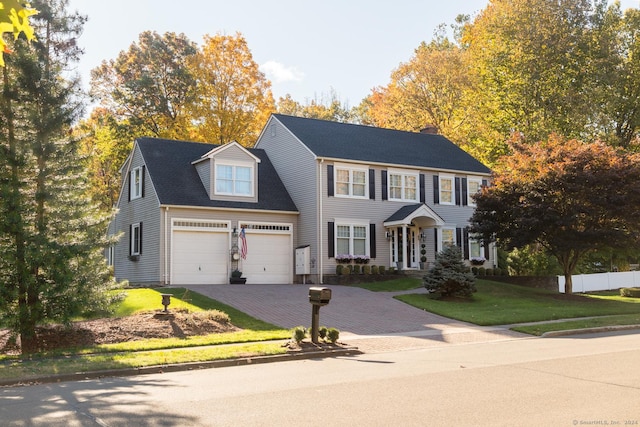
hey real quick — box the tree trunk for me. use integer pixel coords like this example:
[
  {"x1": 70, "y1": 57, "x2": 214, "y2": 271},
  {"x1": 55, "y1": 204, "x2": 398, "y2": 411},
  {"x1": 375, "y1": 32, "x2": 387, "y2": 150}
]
[{"x1": 563, "y1": 272, "x2": 573, "y2": 294}]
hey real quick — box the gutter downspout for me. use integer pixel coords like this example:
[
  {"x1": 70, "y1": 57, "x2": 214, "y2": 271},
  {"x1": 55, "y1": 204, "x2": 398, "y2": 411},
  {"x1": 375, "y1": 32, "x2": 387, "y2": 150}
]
[
  {"x1": 165, "y1": 206, "x2": 169, "y2": 285},
  {"x1": 318, "y1": 159, "x2": 324, "y2": 284}
]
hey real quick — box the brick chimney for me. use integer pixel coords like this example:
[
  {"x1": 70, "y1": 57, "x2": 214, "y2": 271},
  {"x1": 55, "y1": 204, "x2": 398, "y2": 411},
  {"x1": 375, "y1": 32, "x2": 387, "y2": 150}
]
[{"x1": 420, "y1": 124, "x2": 439, "y2": 134}]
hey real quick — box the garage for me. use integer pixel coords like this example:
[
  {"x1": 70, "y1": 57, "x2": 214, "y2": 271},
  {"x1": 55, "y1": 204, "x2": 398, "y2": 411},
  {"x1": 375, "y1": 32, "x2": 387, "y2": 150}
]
[
  {"x1": 239, "y1": 224, "x2": 292, "y2": 284},
  {"x1": 172, "y1": 222, "x2": 229, "y2": 285}
]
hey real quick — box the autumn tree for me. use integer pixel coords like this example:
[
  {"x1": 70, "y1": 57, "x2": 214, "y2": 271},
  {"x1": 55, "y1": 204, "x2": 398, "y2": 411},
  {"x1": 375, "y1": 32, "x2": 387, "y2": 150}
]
[
  {"x1": 277, "y1": 90, "x2": 352, "y2": 122},
  {"x1": 469, "y1": 135, "x2": 640, "y2": 293},
  {"x1": 0, "y1": 0, "x2": 119, "y2": 353},
  {"x1": 77, "y1": 108, "x2": 136, "y2": 212},
  {"x1": 463, "y1": 0, "x2": 605, "y2": 144},
  {"x1": 90, "y1": 31, "x2": 197, "y2": 139},
  {"x1": 186, "y1": 32, "x2": 275, "y2": 146},
  {"x1": 0, "y1": 0, "x2": 37, "y2": 66}
]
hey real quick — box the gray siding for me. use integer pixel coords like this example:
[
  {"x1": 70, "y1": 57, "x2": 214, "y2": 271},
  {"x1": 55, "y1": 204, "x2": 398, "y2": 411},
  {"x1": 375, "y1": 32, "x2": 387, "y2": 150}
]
[
  {"x1": 255, "y1": 118, "x2": 319, "y2": 276},
  {"x1": 111, "y1": 145, "x2": 162, "y2": 285},
  {"x1": 194, "y1": 160, "x2": 211, "y2": 198}
]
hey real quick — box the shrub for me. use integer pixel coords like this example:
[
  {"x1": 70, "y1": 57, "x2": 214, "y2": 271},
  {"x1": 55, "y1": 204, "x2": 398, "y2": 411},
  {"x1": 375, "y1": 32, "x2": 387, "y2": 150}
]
[
  {"x1": 471, "y1": 267, "x2": 478, "y2": 275},
  {"x1": 485, "y1": 268, "x2": 494, "y2": 276},
  {"x1": 292, "y1": 326, "x2": 307, "y2": 343},
  {"x1": 424, "y1": 245, "x2": 477, "y2": 298},
  {"x1": 319, "y1": 326, "x2": 328, "y2": 340},
  {"x1": 353, "y1": 264, "x2": 361, "y2": 274},
  {"x1": 620, "y1": 287, "x2": 640, "y2": 298},
  {"x1": 387, "y1": 266, "x2": 395, "y2": 274},
  {"x1": 362, "y1": 265, "x2": 371, "y2": 275},
  {"x1": 477, "y1": 267, "x2": 486, "y2": 276},
  {"x1": 371, "y1": 265, "x2": 379, "y2": 275},
  {"x1": 327, "y1": 327, "x2": 340, "y2": 343},
  {"x1": 379, "y1": 265, "x2": 386, "y2": 274},
  {"x1": 336, "y1": 264, "x2": 344, "y2": 275}
]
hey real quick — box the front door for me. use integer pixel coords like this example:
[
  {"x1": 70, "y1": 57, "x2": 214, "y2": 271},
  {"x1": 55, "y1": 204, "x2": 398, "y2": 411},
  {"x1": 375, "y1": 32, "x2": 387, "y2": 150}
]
[{"x1": 392, "y1": 227, "x2": 417, "y2": 269}]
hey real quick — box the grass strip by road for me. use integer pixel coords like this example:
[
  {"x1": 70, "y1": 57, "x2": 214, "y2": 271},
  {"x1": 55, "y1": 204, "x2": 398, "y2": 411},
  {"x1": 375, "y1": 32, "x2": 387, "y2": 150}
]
[
  {"x1": 1, "y1": 342, "x2": 288, "y2": 382},
  {"x1": 511, "y1": 313, "x2": 640, "y2": 336},
  {"x1": 395, "y1": 279, "x2": 640, "y2": 326}
]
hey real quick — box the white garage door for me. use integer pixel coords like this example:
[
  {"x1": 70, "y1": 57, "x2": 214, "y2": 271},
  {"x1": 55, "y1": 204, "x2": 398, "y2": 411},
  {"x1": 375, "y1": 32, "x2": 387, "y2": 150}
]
[
  {"x1": 172, "y1": 230, "x2": 228, "y2": 285},
  {"x1": 241, "y1": 232, "x2": 291, "y2": 284}
]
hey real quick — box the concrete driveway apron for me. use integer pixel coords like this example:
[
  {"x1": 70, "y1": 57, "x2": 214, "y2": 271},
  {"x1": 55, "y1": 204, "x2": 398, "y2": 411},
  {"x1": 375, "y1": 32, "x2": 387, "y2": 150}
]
[{"x1": 185, "y1": 284, "x2": 527, "y2": 352}]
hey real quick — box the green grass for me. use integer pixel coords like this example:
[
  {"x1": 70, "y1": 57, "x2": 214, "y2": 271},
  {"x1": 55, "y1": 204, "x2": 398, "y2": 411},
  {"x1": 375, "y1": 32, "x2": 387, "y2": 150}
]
[
  {"x1": 512, "y1": 314, "x2": 640, "y2": 336},
  {"x1": 344, "y1": 277, "x2": 423, "y2": 292},
  {"x1": 395, "y1": 279, "x2": 640, "y2": 326},
  {"x1": 0, "y1": 288, "x2": 290, "y2": 382}
]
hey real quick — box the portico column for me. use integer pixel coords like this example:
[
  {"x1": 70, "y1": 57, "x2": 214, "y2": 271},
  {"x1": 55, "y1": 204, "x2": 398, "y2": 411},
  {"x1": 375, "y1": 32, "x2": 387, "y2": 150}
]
[{"x1": 401, "y1": 224, "x2": 407, "y2": 270}]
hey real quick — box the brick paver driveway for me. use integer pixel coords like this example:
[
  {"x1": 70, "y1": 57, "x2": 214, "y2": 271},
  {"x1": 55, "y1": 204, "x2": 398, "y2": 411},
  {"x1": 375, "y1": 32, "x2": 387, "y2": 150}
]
[{"x1": 186, "y1": 284, "x2": 526, "y2": 351}]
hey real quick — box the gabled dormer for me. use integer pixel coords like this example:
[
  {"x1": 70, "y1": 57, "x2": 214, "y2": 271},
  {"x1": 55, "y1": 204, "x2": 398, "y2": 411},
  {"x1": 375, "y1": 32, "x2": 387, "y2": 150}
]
[{"x1": 192, "y1": 141, "x2": 261, "y2": 203}]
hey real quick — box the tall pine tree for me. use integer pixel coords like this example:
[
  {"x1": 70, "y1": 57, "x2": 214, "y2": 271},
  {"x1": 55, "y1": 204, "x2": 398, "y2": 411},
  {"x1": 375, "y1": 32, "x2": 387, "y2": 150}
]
[{"x1": 0, "y1": 0, "x2": 120, "y2": 353}]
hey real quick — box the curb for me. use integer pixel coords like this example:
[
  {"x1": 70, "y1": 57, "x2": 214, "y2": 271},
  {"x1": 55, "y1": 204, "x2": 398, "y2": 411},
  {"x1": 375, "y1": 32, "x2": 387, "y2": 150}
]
[
  {"x1": 541, "y1": 324, "x2": 640, "y2": 338},
  {"x1": 0, "y1": 346, "x2": 361, "y2": 388}
]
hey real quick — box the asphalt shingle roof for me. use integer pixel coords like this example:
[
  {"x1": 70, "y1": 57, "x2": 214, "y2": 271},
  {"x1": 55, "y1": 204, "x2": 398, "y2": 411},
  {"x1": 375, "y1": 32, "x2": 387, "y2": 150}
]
[
  {"x1": 136, "y1": 137, "x2": 298, "y2": 212},
  {"x1": 272, "y1": 114, "x2": 491, "y2": 174}
]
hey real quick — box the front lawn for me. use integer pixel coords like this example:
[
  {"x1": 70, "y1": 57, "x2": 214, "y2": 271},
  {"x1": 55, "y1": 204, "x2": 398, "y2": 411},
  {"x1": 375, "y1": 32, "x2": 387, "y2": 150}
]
[
  {"x1": 0, "y1": 288, "x2": 290, "y2": 382},
  {"x1": 395, "y1": 279, "x2": 640, "y2": 326}
]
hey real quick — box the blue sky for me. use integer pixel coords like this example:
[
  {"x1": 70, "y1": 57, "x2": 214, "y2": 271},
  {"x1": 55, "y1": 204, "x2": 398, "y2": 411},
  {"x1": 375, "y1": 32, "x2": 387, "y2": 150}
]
[{"x1": 67, "y1": 0, "x2": 639, "y2": 108}]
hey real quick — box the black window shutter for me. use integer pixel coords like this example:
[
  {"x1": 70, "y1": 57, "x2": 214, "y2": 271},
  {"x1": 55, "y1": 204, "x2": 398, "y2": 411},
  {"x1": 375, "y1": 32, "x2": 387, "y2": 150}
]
[
  {"x1": 420, "y1": 174, "x2": 426, "y2": 203},
  {"x1": 327, "y1": 165, "x2": 334, "y2": 197},
  {"x1": 381, "y1": 171, "x2": 387, "y2": 200},
  {"x1": 456, "y1": 228, "x2": 463, "y2": 249},
  {"x1": 369, "y1": 169, "x2": 375, "y2": 200},
  {"x1": 462, "y1": 177, "x2": 467, "y2": 206},
  {"x1": 127, "y1": 172, "x2": 131, "y2": 202},
  {"x1": 129, "y1": 224, "x2": 132, "y2": 255},
  {"x1": 463, "y1": 228, "x2": 470, "y2": 259},
  {"x1": 434, "y1": 228, "x2": 439, "y2": 253},
  {"x1": 328, "y1": 222, "x2": 335, "y2": 258},
  {"x1": 369, "y1": 224, "x2": 376, "y2": 258},
  {"x1": 433, "y1": 175, "x2": 439, "y2": 204},
  {"x1": 139, "y1": 222, "x2": 143, "y2": 254},
  {"x1": 455, "y1": 177, "x2": 461, "y2": 206},
  {"x1": 484, "y1": 242, "x2": 490, "y2": 260},
  {"x1": 141, "y1": 165, "x2": 146, "y2": 198}
]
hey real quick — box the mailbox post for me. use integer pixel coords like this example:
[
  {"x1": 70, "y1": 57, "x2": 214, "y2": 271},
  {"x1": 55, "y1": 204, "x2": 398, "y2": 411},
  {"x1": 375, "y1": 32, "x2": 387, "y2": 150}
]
[{"x1": 308, "y1": 287, "x2": 331, "y2": 344}]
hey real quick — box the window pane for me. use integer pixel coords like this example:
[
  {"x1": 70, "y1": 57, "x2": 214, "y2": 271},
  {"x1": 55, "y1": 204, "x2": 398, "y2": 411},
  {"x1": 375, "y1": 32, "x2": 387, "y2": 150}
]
[
  {"x1": 336, "y1": 169, "x2": 350, "y2": 195},
  {"x1": 337, "y1": 239, "x2": 350, "y2": 254},
  {"x1": 235, "y1": 181, "x2": 251, "y2": 195},
  {"x1": 353, "y1": 226, "x2": 366, "y2": 238},
  {"x1": 353, "y1": 183, "x2": 365, "y2": 196},
  {"x1": 353, "y1": 239, "x2": 366, "y2": 255},
  {"x1": 235, "y1": 166, "x2": 251, "y2": 181},
  {"x1": 442, "y1": 229, "x2": 454, "y2": 247},
  {"x1": 440, "y1": 177, "x2": 453, "y2": 203},
  {"x1": 337, "y1": 225, "x2": 350, "y2": 238},
  {"x1": 217, "y1": 165, "x2": 233, "y2": 179},
  {"x1": 353, "y1": 171, "x2": 365, "y2": 184},
  {"x1": 470, "y1": 240, "x2": 482, "y2": 258}
]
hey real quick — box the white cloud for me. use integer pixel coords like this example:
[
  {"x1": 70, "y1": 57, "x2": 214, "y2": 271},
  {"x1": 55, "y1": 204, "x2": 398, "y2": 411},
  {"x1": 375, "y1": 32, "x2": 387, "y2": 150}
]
[{"x1": 260, "y1": 60, "x2": 305, "y2": 83}]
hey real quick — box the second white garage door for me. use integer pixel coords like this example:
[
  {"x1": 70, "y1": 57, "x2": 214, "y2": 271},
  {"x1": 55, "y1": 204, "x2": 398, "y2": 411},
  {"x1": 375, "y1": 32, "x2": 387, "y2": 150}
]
[{"x1": 241, "y1": 232, "x2": 291, "y2": 284}]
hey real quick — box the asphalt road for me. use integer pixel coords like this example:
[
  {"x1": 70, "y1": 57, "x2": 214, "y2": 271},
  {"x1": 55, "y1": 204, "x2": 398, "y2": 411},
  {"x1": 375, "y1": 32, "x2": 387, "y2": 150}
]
[{"x1": 2, "y1": 330, "x2": 639, "y2": 426}]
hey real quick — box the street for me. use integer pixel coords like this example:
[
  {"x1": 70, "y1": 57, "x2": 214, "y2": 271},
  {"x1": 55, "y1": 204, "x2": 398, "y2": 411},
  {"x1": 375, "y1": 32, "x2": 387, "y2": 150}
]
[{"x1": 1, "y1": 330, "x2": 639, "y2": 426}]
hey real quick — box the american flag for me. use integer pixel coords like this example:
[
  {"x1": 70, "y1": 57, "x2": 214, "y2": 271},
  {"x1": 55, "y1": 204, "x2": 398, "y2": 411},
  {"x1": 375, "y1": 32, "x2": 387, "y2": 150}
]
[{"x1": 239, "y1": 227, "x2": 248, "y2": 259}]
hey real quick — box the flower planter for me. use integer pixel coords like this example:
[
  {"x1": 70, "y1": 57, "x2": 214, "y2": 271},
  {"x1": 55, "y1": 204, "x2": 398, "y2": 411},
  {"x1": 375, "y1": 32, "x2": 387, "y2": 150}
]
[{"x1": 230, "y1": 277, "x2": 247, "y2": 284}]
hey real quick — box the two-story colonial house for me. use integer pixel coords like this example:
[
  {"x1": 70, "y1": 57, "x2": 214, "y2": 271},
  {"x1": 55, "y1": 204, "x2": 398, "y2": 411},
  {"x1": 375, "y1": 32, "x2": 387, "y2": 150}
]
[{"x1": 108, "y1": 114, "x2": 492, "y2": 286}]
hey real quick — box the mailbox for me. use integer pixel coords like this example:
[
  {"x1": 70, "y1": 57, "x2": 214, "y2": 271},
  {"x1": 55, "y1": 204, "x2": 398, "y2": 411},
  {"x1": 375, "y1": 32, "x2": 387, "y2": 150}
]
[{"x1": 309, "y1": 287, "x2": 331, "y2": 306}]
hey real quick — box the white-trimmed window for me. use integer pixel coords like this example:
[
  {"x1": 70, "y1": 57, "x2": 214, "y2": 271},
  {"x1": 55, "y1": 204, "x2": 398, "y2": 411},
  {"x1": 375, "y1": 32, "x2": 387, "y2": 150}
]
[
  {"x1": 130, "y1": 166, "x2": 143, "y2": 200},
  {"x1": 335, "y1": 165, "x2": 367, "y2": 198},
  {"x1": 215, "y1": 163, "x2": 254, "y2": 197},
  {"x1": 130, "y1": 223, "x2": 142, "y2": 256},
  {"x1": 469, "y1": 237, "x2": 482, "y2": 259},
  {"x1": 389, "y1": 170, "x2": 419, "y2": 202},
  {"x1": 438, "y1": 227, "x2": 456, "y2": 251},
  {"x1": 336, "y1": 223, "x2": 368, "y2": 256},
  {"x1": 467, "y1": 177, "x2": 483, "y2": 207},
  {"x1": 439, "y1": 174, "x2": 455, "y2": 205}
]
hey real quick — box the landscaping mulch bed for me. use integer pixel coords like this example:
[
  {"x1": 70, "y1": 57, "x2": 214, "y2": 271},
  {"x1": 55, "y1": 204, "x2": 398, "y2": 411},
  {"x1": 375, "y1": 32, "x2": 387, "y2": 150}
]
[{"x1": 0, "y1": 310, "x2": 239, "y2": 355}]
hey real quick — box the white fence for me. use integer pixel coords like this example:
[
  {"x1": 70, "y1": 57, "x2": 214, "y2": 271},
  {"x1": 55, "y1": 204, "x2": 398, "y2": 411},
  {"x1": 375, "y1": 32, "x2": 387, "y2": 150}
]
[{"x1": 558, "y1": 271, "x2": 640, "y2": 293}]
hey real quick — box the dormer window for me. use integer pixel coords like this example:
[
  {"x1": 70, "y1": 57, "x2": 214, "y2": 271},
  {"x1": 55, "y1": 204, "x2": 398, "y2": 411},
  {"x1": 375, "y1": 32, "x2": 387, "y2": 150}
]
[{"x1": 215, "y1": 162, "x2": 254, "y2": 197}]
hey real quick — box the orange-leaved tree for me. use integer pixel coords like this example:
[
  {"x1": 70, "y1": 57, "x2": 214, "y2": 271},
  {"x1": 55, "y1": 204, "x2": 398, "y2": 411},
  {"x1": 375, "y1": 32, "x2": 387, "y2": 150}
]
[{"x1": 470, "y1": 134, "x2": 640, "y2": 293}]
